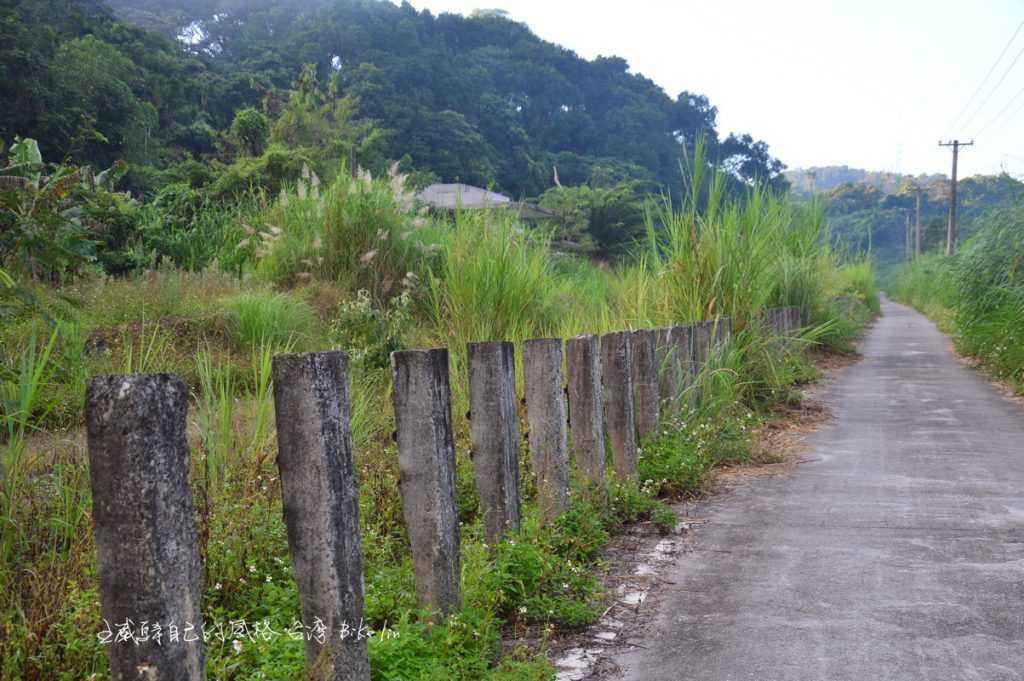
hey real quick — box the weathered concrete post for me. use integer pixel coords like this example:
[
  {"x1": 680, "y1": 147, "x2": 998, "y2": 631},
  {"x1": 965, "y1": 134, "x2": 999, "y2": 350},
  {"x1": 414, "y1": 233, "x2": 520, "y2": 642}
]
[
  {"x1": 467, "y1": 341, "x2": 521, "y2": 544},
  {"x1": 85, "y1": 374, "x2": 205, "y2": 681},
  {"x1": 693, "y1": 321, "x2": 713, "y2": 369},
  {"x1": 631, "y1": 329, "x2": 660, "y2": 442},
  {"x1": 715, "y1": 316, "x2": 733, "y2": 349},
  {"x1": 655, "y1": 327, "x2": 682, "y2": 417},
  {"x1": 272, "y1": 352, "x2": 370, "y2": 680},
  {"x1": 566, "y1": 334, "x2": 607, "y2": 504},
  {"x1": 691, "y1": 321, "x2": 713, "y2": 406},
  {"x1": 672, "y1": 324, "x2": 697, "y2": 411},
  {"x1": 601, "y1": 331, "x2": 638, "y2": 483},
  {"x1": 390, "y1": 348, "x2": 461, "y2": 616},
  {"x1": 522, "y1": 338, "x2": 570, "y2": 522}
]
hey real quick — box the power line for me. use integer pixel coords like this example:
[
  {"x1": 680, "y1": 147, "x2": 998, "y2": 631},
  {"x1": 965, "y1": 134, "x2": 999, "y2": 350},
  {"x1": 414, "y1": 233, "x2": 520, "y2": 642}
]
[
  {"x1": 975, "y1": 83, "x2": 1024, "y2": 138},
  {"x1": 984, "y1": 88, "x2": 1024, "y2": 137},
  {"x1": 958, "y1": 41, "x2": 1024, "y2": 135},
  {"x1": 950, "y1": 19, "x2": 1024, "y2": 133}
]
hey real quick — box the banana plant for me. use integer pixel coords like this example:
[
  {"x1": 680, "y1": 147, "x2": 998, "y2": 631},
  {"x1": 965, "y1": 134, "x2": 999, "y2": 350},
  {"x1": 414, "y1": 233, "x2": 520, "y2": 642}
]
[{"x1": 0, "y1": 137, "x2": 103, "y2": 282}]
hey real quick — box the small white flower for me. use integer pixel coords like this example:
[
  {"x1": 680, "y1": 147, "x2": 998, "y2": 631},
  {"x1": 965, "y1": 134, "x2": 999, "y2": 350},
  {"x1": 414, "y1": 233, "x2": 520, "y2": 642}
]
[{"x1": 233, "y1": 639, "x2": 243, "y2": 655}]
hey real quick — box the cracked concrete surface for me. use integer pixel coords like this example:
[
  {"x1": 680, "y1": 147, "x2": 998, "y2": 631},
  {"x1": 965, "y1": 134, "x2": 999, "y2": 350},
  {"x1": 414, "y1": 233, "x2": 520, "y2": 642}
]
[{"x1": 606, "y1": 298, "x2": 1024, "y2": 681}]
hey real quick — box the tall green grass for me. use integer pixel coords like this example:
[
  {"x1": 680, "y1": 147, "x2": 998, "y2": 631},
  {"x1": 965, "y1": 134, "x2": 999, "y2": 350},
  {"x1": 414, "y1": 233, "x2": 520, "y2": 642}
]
[
  {"x1": 1, "y1": 325, "x2": 58, "y2": 569},
  {"x1": 426, "y1": 210, "x2": 565, "y2": 350},
  {"x1": 639, "y1": 141, "x2": 837, "y2": 330},
  {"x1": 223, "y1": 291, "x2": 317, "y2": 350},
  {"x1": 893, "y1": 206, "x2": 1024, "y2": 389}
]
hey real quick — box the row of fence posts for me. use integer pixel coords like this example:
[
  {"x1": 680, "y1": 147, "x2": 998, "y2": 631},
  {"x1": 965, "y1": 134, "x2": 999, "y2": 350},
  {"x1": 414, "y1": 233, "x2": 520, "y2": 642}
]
[{"x1": 84, "y1": 307, "x2": 803, "y2": 680}]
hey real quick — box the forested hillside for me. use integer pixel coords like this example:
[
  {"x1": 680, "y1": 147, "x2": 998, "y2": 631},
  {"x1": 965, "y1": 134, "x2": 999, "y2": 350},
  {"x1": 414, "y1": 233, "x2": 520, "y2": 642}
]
[
  {"x1": 811, "y1": 171, "x2": 1024, "y2": 269},
  {"x1": 2, "y1": 0, "x2": 787, "y2": 202},
  {"x1": 786, "y1": 166, "x2": 945, "y2": 196}
]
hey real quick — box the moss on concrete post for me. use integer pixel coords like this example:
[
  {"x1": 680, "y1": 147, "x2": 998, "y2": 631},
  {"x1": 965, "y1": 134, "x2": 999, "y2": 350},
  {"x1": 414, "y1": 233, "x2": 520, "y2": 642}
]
[
  {"x1": 467, "y1": 341, "x2": 521, "y2": 544},
  {"x1": 631, "y1": 329, "x2": 660, "y2": 442},
  {"x1": 566, "y1": 334, "x2": 607, "y2": 505},
  {"x1": 85, "y1": 373, "x2": 205, "y2": 681},
  {"x1": 272, "y1": 351, "x2": 370, "y2": 680},
  {"x1": 390, "y1": 348, "x2": 461, "y2": 616},
  {"x1": 522, "y1": 338, "x2": 570, "y2": 522},
  {"x1": 601, "y1": 330, "x2": 638, "y2": 483}
]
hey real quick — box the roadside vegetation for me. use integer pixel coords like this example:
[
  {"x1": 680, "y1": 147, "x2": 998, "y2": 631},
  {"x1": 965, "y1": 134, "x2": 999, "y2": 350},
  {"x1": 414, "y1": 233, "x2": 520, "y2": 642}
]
[
  {"x1": 891, "y1": 205, "x2": 1024, "y2": 393},
  {"x1": 0, "y1": 129, "x2": 878, "y2": 679}
]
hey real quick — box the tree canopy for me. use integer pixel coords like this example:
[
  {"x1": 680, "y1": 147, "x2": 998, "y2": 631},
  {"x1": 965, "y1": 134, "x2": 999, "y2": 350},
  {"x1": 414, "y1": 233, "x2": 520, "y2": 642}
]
[{"x1": 3, "y1": 0, "x2": 788, "y2": 201}]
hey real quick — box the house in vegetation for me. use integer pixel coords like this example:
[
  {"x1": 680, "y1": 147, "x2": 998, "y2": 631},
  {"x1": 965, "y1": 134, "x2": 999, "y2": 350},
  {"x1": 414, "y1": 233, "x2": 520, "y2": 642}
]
[{"x1": 416, "y1": 183, "x2": 553, "y2": 219}]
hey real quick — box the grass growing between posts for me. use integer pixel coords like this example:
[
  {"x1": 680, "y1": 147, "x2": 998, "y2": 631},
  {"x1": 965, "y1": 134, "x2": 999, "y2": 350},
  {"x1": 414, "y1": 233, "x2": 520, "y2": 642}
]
[{"x1": 0, "y1": 162, "x2": 877, "y2": 680}]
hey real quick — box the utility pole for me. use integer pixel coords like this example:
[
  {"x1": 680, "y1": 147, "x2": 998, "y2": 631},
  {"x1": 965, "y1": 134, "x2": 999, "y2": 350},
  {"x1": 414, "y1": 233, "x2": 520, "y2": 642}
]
[
  {"x1": 938, "y1": 139, "x2": 974, "y2": 255},
  {"x1": 905, "y1": 213, "x2": 912, "y2": 261},
  {"x1": 914, "y1": 185, "x2": 922, "y2": 257}
]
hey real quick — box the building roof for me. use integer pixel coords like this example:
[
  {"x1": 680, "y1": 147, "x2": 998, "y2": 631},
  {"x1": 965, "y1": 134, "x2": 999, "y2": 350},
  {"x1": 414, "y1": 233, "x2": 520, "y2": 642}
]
[{"x1": 416, "y1": 183, "x2": 554, "y2": 219}]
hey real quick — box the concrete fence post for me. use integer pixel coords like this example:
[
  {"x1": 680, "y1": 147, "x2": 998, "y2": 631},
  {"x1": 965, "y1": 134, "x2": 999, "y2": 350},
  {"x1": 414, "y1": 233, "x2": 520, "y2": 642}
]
[
  {"x1": 773, "y1": 308, "x2": 786, "y2": 335},
  {"x1": 272, "y1": 352, "x2": 370, "y2": 680},
  {"x1": 566, "y1": 334, "x2": 607, "y2": 505},
  {"x1": 630, "y1": 329, "x2": 660, "y2": 442},
  {"x1": 693, "y1": 321, "x2": 713, "y2": 369},
  {"x1": 672, "y1": 325, "x2": 697, "y2": 412},
  {"x1": 716, "y1": 316, "x2": 733, "y2": 349},
  {"x1": 85, "y1": 374, "x2": 205, "y2": 681},
  {"x1": 655, "y1": 327, "x2": 682, "y2": 417},
  {"x1": 390, "y1": 348, "x2": 461, "y2": 616},
  {"x1": 522, "y1": 338, "x2": 570, "y2": 522},
  {"x1": 691, "y1": 321, "x2": 713, "y2": 406},
  {"x1": 467, "y1": 341, "x2": 521, "y2": 544},
  {"x1": 601, "y1": 331, "x2": 638, "y2": 483}
]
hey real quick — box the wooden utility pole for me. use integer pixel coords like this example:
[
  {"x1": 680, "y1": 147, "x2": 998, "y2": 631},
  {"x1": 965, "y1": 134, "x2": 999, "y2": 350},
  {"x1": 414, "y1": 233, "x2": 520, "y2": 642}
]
[
  {"x1": 905, "y1": 213, "x2": 912, "y2": 261},
  {"x1": 914, "y1": 186, "x2": 923, "y2": 257},
  {"x1": 938, "y1": 140, "x2": 973, "y2": 255}
]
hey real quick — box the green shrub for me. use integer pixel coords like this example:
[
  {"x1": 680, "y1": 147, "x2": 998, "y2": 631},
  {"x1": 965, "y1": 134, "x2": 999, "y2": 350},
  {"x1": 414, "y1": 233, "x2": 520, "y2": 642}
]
[
  {"x1": 638, "y1": 419, "x2": 712, "y2": 498},
  {"x1": 329, "y1": 290, "x2": 413, "y2": 369}
]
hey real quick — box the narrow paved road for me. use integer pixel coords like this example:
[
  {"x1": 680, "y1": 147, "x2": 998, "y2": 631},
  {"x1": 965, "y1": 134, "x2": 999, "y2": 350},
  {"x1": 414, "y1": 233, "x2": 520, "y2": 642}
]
[{"x1": 610, "y1": 298, "x2": 1024, "y2": 681}]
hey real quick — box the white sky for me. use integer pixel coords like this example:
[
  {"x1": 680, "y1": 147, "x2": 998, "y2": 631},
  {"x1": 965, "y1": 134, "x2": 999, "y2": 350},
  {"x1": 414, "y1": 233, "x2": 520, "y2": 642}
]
[{"x1": 409, "y1": 0, "x2": 1024, "y2": 178}]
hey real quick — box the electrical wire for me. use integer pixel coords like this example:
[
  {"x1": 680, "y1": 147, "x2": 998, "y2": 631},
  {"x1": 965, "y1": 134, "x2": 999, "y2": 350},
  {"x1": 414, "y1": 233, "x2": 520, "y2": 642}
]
[
  {"x1": 975, "y1": 83, "x2": 1024, "y2": 138},
  {"x1": 953, "y1": 20, "x2": 1024, "y2": 133}
]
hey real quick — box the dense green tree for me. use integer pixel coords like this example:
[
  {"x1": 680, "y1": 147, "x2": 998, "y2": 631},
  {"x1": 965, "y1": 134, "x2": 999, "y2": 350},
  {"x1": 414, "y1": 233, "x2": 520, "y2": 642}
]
[
  {"x1": 230, "y1": 107, "x2": 269, "y2": 156},
  {"x1": 539, "y1": 182, "x2": 646, "y2": 258}
]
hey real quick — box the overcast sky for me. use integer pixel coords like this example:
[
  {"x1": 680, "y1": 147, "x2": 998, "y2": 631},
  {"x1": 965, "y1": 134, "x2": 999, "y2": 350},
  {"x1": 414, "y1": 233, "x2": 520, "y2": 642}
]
[{"x1": 410, "y1": 0, "x2": 1024, "y2": 178}]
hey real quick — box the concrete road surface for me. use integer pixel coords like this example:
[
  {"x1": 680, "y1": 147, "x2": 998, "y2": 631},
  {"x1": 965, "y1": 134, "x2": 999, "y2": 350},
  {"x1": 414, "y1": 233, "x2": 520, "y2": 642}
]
[{"x1": 609, "y1": 297, "x2": 1024, "y2": 681}]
